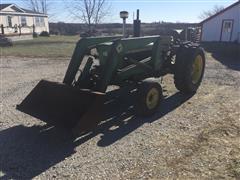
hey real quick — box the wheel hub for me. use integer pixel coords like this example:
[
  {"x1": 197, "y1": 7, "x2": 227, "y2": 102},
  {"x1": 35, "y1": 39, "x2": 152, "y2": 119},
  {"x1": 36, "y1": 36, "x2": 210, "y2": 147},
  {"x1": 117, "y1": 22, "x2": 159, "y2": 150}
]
[
  {"x1": 146, "y1": 88, "x2": 159, "y2": 110},
  {"x1": 191, "y1": 55, "x2": 203, "y2": 84}
]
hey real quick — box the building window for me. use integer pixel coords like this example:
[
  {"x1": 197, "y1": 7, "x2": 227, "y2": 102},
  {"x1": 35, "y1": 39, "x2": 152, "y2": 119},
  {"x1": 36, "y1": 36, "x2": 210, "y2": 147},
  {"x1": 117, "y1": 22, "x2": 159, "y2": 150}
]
[
  {"x1": 7, "y1": 16, "x2": 12, "y2": 27},
  {"x1": 35, "y1": 17, "x2": 45, "y2": 27},
  {"x1": 223, "y1": 21, "x2": 232, "y2": 33},
  {"x1": 21, "y1": 16, "x2": 27, "y2": 27},
  {"x1": 40, "y1": 17, "x2": 45, "y2": 27},
  {"x1": 35, "y1": 17, "x2": 39, "y2": 26}
]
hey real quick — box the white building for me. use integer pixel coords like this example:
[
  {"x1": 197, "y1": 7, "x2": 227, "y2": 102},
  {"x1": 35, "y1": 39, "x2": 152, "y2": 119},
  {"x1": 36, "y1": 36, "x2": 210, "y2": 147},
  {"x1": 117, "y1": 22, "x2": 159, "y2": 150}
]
[
  {"x1": 200, "y1": 1, "x2": 240, "y2": 43},
  {"x1": 0, "y1": 4, "x2": 49, "y2": 36}
]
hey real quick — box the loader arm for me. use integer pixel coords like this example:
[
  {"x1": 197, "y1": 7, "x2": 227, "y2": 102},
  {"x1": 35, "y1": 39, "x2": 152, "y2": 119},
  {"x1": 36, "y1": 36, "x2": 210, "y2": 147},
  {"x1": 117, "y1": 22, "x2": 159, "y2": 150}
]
[{"x1": 63, "y1": 36, "x2": 122, "y2": 85}]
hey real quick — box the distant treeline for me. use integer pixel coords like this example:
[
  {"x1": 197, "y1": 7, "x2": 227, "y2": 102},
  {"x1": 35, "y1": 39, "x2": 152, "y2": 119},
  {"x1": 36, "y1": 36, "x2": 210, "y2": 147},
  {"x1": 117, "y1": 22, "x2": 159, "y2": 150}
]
[{"x1": 49, "y1": 22, "x2": 199, "y2": 37}]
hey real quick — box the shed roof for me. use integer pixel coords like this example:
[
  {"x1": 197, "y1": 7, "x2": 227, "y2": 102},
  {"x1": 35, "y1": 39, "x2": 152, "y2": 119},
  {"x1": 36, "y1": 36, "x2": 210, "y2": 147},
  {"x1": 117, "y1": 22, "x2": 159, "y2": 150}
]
[{"x1": 200, "y1": 1, "x2": 240, "y2": 25}]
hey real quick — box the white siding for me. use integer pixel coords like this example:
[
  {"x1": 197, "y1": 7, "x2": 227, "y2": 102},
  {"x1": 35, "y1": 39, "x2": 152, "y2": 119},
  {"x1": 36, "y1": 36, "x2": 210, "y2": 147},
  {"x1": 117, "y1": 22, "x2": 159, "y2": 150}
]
[
  {"x1": 34, "y1": 16, "x2": 49, "y2": 33},
  {"x1": 201, "y1": 3, "x2": 240, "y2": 42}
]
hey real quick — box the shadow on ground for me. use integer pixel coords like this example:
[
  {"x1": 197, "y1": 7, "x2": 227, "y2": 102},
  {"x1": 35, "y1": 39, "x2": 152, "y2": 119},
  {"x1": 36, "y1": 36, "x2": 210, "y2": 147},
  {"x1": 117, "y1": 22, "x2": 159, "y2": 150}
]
[
  {"x1": 211, "y1": 53, "x2": 240, "y2": 71},
  {"x1": 202, "y1": 43, "x2": 240, "y2": 71},
  {"x1": 0, "y1": 89, "x2": 193, "y2": 179}
]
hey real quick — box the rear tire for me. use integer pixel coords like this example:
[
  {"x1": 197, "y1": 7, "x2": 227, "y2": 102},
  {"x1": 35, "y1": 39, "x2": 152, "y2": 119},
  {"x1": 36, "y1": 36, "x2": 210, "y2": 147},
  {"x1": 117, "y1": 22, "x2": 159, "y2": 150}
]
[
  {"x1": 174, "y1": 46, "x2": 205, "y2": 94},
  {"x1": 136, "y1": 80, "x2": 162, "y2": 116}
]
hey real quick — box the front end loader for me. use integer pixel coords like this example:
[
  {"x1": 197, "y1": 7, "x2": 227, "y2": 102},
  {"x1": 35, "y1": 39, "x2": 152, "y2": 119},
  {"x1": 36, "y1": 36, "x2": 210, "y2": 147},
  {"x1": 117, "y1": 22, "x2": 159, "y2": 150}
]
[{"x1": 17, "y1": 35, "x2": 205, "y2": 135}]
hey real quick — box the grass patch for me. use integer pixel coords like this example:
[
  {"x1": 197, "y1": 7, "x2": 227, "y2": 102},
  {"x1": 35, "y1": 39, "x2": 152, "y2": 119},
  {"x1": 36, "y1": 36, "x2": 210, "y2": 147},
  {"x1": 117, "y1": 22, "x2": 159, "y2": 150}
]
[{"x1": 1, "y1": 36, "x2": 80, "y2": 58}]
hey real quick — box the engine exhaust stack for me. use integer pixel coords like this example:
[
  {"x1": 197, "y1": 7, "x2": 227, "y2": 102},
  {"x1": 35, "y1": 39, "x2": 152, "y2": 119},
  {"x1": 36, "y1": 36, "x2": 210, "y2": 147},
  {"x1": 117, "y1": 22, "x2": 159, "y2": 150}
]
[{"x1": 133, "y1": 9, "x2": 141, "y2": 37}]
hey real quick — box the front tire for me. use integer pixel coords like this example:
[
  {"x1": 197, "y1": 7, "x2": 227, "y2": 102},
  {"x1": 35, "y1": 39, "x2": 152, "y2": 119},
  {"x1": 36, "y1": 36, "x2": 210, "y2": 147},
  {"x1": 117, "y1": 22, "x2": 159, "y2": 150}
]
[{"x1": 135, "y1": 80, "x2": 163, "y2": 116}]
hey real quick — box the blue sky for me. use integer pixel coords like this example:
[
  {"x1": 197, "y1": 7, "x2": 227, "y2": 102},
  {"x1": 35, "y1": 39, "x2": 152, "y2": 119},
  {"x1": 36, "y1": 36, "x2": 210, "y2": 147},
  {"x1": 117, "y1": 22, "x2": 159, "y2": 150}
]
[{"x1": 1, "y1": 0, "x2": 238, "y2": 23}]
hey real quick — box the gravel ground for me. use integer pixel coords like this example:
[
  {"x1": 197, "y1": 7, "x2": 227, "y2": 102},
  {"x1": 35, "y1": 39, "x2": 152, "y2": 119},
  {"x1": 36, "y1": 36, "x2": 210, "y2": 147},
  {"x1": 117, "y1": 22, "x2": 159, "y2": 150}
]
[{"x1": 0, "y1": 53, "x2": 239, "y2": 179}]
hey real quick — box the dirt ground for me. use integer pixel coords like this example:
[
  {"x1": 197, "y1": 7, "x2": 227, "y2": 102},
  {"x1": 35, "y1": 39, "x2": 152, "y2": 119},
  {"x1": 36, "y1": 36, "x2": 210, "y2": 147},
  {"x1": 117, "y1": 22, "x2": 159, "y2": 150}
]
[{"x1": 0, "y1": 53, "x2": 239, "y2": 179}]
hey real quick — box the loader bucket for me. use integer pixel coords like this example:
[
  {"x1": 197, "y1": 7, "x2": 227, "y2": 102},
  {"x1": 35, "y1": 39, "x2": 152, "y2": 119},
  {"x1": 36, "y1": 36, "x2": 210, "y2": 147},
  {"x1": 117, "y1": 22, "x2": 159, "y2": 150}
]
[{"x1": 16, "y1": 80, "x2": 105, "y2": 134}]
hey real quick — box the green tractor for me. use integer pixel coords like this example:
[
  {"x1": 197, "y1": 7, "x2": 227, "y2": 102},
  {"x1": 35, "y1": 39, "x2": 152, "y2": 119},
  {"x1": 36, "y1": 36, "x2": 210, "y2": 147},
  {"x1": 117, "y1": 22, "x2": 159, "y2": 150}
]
[{"x1": 17, "y1": 35, "x2": 205, "y2": 135}]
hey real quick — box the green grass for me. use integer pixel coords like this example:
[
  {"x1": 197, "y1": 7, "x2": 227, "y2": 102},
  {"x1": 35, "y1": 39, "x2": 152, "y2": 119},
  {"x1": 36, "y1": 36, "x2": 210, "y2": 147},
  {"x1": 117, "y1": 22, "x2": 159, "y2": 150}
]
[{"x1": 1, "y1": 36, "x2": 80, "y2": 58}]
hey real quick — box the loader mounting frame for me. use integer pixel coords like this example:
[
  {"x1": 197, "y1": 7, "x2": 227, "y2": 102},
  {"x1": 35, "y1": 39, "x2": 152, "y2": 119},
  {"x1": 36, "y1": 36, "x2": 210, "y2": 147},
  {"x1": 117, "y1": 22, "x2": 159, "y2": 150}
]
[{"x1": 64, "y1": 35, "x2": 173, "y2": 93}]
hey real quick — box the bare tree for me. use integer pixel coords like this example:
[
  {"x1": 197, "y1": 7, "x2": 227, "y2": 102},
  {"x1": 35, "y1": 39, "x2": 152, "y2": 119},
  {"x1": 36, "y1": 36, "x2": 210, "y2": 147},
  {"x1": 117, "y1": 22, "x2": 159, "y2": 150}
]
[
  {"x1": 69, "y1": 0, "x2": 110, "y2": 32},
  {"x1": 23, "y1": 0, "x2": 48, "y2": 14},
  {"x1": 199, "y1": 5, "x2": 224, "y2": 20},
  {"x1": 94, "y1": 0, "x2": 109, "y2": 24}
]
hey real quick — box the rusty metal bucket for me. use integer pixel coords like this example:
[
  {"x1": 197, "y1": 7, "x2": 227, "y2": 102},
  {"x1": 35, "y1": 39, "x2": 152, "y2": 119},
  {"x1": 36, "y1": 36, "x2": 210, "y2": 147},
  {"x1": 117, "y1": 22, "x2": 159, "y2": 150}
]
[{"x1": 16, "y1": 80, "x2": 105, "y2": 135}]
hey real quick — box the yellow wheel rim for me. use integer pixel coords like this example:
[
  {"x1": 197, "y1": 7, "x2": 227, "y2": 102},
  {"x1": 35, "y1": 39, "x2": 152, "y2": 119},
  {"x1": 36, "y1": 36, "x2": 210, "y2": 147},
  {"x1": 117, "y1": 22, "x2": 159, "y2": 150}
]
[
  {"x1": 191, "y1": 55, "x2": 203, "y2": 84},
  {"x1": 146, "y1": 88, "x2": 159, "y2": 110}
]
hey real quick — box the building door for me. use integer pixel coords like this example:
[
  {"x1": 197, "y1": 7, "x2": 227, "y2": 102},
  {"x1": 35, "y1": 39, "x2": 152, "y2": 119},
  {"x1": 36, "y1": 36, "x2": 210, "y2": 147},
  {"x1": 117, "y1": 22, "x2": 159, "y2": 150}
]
[{"x1": 221, "y1": 20, "x2": 233, "y2": 42}]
